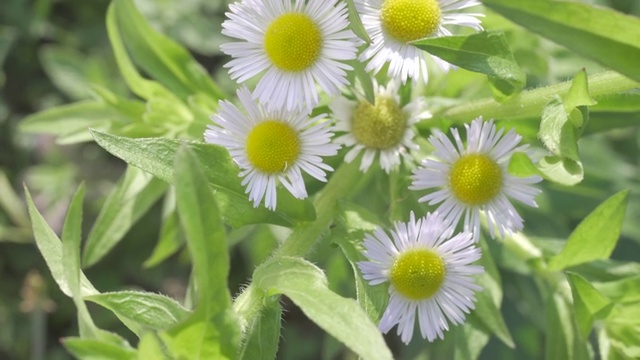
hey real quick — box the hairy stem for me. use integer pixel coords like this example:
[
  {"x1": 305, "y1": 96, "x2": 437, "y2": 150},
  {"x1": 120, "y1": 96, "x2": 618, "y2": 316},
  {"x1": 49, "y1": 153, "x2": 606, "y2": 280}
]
[{"x1": 440, "y1": 70, "x2": 638, "y2": 123}]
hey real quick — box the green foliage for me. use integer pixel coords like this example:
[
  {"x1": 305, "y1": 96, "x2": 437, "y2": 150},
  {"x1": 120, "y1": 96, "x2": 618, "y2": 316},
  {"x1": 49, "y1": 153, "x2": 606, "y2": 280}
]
[
  {"x1": 253, "y1": 257, "x2": 393, "y2": 360},
  {"x1": 548, "y1": 190, "x2": 629, "y2": 270},
  {"x1": 483, "y1": 0, "x2": 640, "y2": 82},
  {"x1": 90, "y1": 130, "x2": 316, "y2": 227},
  {"x1": 7, "y1": 0, "x2": 640, "y2": 359},
  {"x1": 83, "y1": 166, "x2": 167, "y2": 267},
  {"x1": 413, "y1": 31, "x2": 525, "y2": 99}
]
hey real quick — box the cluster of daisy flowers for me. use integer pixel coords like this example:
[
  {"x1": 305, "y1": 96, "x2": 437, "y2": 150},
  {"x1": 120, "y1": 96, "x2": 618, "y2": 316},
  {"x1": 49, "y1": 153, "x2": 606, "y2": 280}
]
[{"x1": 206, "y1": 0, "x2": 542, "y2": 345}]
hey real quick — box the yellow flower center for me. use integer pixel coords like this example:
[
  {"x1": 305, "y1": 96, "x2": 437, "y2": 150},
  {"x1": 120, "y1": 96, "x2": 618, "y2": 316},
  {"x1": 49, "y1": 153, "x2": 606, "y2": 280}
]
[
  {"x1": 449, "y1": 153, "x2": 502, "y2": 205},
  {"x1": 351, "y1": 96, "x2": 407, "y2": 149},
  {"x1": 246, "y1": 120, "x2": 300, "y2": 174},
  {"x1": 381, "y1": 0, "x2": 442, "y2": 43},
  {"x1": 390, "y1": 249, "x2": 446, "y2": 300},
  {"x1": 264, "y1": 13, "x2": 322, "y2": 72}
]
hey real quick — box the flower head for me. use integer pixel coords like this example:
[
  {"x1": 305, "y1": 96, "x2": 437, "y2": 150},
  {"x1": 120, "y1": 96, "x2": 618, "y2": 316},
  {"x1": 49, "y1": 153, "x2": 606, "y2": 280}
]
[
  {"x1": 205, "y1": 86, "x2": 340, "y2": 211},
  {"x1": 358, "y1": 211, "x2": 483, "y2": 344},
  {"x1": 330, "y1": 80, "x2": 430, "y2": 173},
  {"x1": 356, "y1": 0, "x2": 483, "y2": 83},
  {"x1": 221, "y1": 0, "x2": 361, "y2": 112},
  {"x1": 410, "y1": 117, "x2": 542, "y2": 241}
]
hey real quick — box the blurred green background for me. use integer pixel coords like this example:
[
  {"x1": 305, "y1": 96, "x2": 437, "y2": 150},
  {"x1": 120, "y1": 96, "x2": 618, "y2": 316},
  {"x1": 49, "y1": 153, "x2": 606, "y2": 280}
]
[{"x1": 1, "y1": 0, "x2": 639, "y2": 359}]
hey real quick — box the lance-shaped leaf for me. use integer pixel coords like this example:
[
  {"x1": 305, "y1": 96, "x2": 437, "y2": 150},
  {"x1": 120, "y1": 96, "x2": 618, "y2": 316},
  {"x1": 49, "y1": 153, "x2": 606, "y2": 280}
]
[
  {"x1": 253, "y1": 256, "x2": 393, "y2": 360},
  {"x1": 412, "y1": 31, "x2": 525, "y2": 98},
  {"x1": 90, "y1": 130, "x2": 316, "y2": 227},
  {"x1": 111, "y1": 0, "x2": 225, "y2": 100},
  {"x1": 548, "y1": 190, "x2": 629, "y2": 271},
  {"x1": 483, "y1": 0, "x2": 640, "y2": 82},
  {"x1": 24, "y1": 187, "x2": 98, "y2": 297},
  {"x1": 83, "y1": 166, "x2": 167, "y2": 267},
  {"x1": 163, "y1": 145, "x2": 240, "y2": 359},
  {"x1": 85, "y1": 291, "x2": 191, "y2": 335},
  {"x1": 566, "y1": 272, "x2": 613, "y2": 338}
]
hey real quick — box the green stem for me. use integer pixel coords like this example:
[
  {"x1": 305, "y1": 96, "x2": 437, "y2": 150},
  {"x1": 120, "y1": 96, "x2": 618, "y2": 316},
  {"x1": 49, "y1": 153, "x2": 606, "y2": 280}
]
[
  {"x1": 233, "y1": 161, "x2": 361, "y2": 329},
  {"x1": 274, "y1": 160, "x2": 361, "y2": 258},
  {"x1": 440, "y1": 70, "x2": 638, "y2": 123}
]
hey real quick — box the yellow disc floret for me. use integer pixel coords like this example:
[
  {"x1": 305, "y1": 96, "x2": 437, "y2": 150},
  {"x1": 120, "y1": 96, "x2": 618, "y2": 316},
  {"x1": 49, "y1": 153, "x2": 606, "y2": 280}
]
[
  {"x1": 449, "y1": 153, "x2": 502, "y2": 205},
  {"x1": 381, "y1": 0, "x2": 442, "y2": 43},
  {"x1": 246, "y1": 120, "x2": 300, "y2": 174},
  {"x1": 264, "y1": 13, "x2": 322, "y2": 72},
  {"x1": 390, "y1": 249, "x2": 446, "y2": 300},
  {"x1": 352, "y1": 96, "x2": 407, "y2": 149}
]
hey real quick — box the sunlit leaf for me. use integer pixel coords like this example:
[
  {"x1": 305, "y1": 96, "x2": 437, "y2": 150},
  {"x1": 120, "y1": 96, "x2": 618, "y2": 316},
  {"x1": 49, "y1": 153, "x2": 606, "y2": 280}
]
[
  {"x1": 164, "y1": 145, "x2": 240, "y2": 359},
  {"x1": 19, "y1": 101, "x2": 115, "y2": 143},
  {"x1": 85, "y1": 291, "x2": 190, "y2": 334},
  {"x1": 548, "y1": 190, "x2": 629, "y2": 270},
  {"x1": 90, "y1": 130, "x2": 316, "y2": 227},
  {"x1": 566, "y1": 272, "x2": 613, "y2": 338},
  {"x1": 111, "y1": 0, "x2": 225, "y2": 100},
  {"x1": 63, "y1": 338, "x2": 136, "y2": 360},
  {"x1": 253, "y1": 256, "x2": 393, "y2": 360},
  {"x1": 24, "y1": 187, "x2": 98, "y2": 297},
  {"x1": 483, "y1": 0, "x2": 640, "y2": 82},
  {"x1": 412, "y1": 31, "x2": 525, "y2": 98}
]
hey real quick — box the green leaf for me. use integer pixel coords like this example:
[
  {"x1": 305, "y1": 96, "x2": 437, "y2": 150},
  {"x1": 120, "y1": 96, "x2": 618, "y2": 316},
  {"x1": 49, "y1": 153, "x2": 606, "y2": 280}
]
[
  {"x1": 83, "y1": 166, "x2": 167, "y2": 267},
  {"x1": 61, "y1": 184, "x2": 98, "y2": 338},
  {"x1": 63, "y1": 338, "x2": 136, "y2": 360},
  {"x1": 545, "y1": 292, "x2": 590, "y2": 360},
  {"x1": 566, "y1": 272, "x2": 613, "y2": 338},
  {"x1": 345, "y1": 0, "x2": 371, "y2": 43},
  {"x1": 19, "y1": 101, "x2": 115, "y2": 143},
  {"x1": 564, "y1": 69, "x2": 597, "y2": 113},
  {"x1": 333, "y1": 203, "x2": 388, "y2": 323},
  {"x1": 137, "y1": 333, "x2": 170, "y2": 360},
  {"x1": 482, "y1": 0, "x2": 640, "y2": 82},
  {"x1": 90, "y1": 85, "x2": 146, "y2": 120},
  {"x1": 595, "y1": 275, "x2": 640, "y2": 304},
  {"x1": 90, "y1": 130, "x2": 316, "y2": 227},
  {"x1": 111, "y1": 0, "x2": 224, "y2": 101},
  {"x1": 548, "y1": 190, "x2": 629, "y2": 271},
  {"x1": 85, "y1": 291, "x2": 190, "y2": 334},
  {"x1": 412, "y1": 31, "x2": 525, "y2": 97},
  {"x1": 537, "y1": 155, "x2": 584, "y2": 186},
  {"x1": 253, "y1": 256, "x2": 393, "y2": 360},
  {"x1": 166, "y1": 145, "x2": 240, "y2": 359},
  {"x1": 472, "y1": 239, "x2": 514, "y2": 348},
  {"x1": 237, "y1": 300, "x2": 282, "y2": 360},
  {"x1": 106, "y1": 1, "x2": 172, "y2": 101},
  {"x1": 353, "y1": 59, "x2": 376, "y2": 104},
  {"x1": 454, "y1": 317, "x2": 491, "y2": 360},
  {"x1": 507, "y1": 152, "x2": 542, "y2": 178},
  {"x1": 61, "y1": 186, "x2": 133, "y2": 345},
  {"x1": 539, "y1": 97, "x2": 580, "y2": 161},
  {"x1": 24, "y1": 187, "x2": 98, "y2": 297},
  {"x1": 144, "y1": 189, "x2": 183, "y2": 268}
]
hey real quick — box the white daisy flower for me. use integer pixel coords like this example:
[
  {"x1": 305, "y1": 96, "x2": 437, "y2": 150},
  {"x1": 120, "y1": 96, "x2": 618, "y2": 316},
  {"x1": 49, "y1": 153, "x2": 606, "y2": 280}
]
[
  {"x1": 410, "y1": 117, "x2": 542, "y2": 241},
  {"x1": 221, "y1": 0, "x2": 361, "y2": 112},
  {"x1": 356, "y1": 0, "x2": 484, "y2": 84},
  {"x1": 358, "y1": 211, "x2": 483, "y2": 344},
  {"x1": 205, "y1": 86, "x2": 340, "y2": 211},
  {"x1": 330, "y1": 80, "x2": 431, "y2": 173}
]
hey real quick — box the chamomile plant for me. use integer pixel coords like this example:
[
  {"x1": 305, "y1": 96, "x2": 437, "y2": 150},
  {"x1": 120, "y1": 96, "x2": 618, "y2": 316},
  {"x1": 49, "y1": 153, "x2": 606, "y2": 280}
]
[{"x1": 19, "y1": 0, "x2": 640, "y2": 359}]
